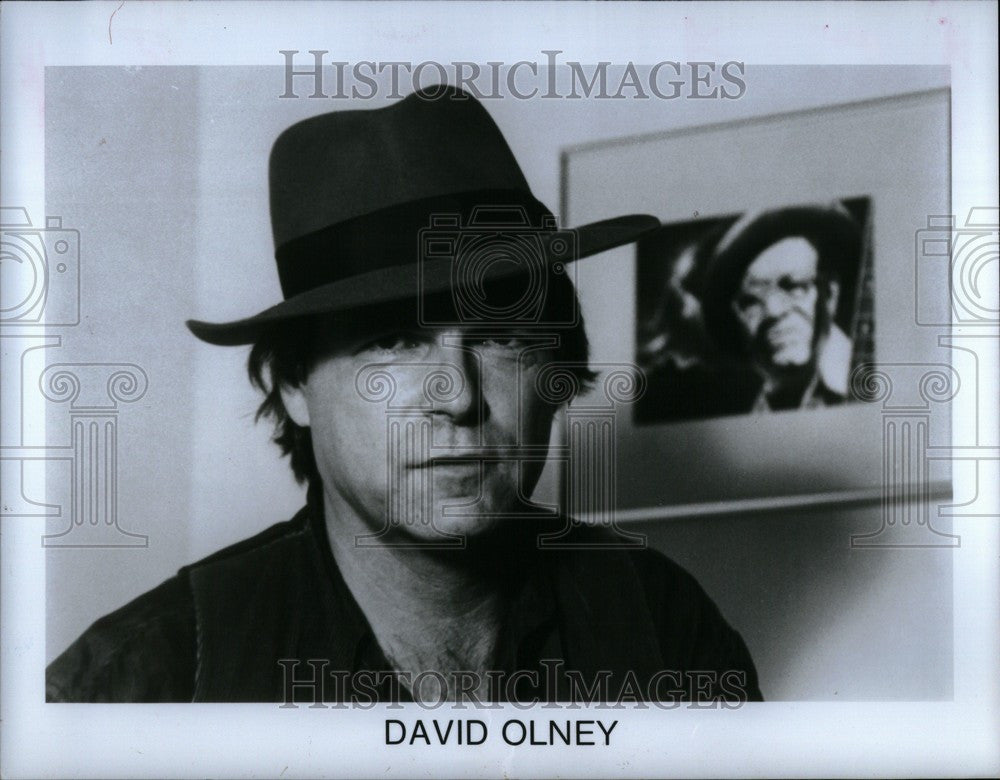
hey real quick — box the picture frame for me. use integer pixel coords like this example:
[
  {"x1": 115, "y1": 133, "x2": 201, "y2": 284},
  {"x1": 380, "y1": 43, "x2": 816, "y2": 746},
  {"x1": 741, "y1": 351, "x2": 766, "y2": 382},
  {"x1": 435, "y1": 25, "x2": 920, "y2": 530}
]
[{"x1": 560, "y1": 89, "x2": 955, "y2": 521}]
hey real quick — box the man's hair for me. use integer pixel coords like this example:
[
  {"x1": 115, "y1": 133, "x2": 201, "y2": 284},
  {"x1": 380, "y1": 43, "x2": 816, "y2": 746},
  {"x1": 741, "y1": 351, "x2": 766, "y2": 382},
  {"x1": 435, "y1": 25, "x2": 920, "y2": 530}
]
[{"x1": 248, "y1": 272, "x2": 598, "y2": 486}]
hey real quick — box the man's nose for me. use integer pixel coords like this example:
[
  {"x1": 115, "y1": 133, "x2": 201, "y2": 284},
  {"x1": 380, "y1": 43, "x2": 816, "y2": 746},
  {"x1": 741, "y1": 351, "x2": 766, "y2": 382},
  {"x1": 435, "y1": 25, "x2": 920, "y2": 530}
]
[
  {"x1": 762, "y1": 288, "x2": 792, "y2": 318},
  {"x1": 424, "y1": 331, "x2": 480, "y2": 423}
]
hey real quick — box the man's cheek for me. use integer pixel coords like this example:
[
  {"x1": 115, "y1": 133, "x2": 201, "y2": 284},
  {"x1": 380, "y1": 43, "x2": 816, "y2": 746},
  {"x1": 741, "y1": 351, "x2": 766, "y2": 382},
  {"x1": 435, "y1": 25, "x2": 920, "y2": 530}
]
[{"x1": 772, "y1": 343, "x2": 811, "y2": 366}]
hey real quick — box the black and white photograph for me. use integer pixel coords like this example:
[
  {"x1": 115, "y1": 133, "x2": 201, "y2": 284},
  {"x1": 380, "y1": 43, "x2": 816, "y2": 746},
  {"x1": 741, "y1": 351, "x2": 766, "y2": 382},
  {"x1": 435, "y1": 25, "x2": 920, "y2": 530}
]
[
  {"x1": 1, "y1": 2, "x2": 997, "y2": 779},
  {"x1": 635, "y1": 197, "x2": 872, "y2": 423}
]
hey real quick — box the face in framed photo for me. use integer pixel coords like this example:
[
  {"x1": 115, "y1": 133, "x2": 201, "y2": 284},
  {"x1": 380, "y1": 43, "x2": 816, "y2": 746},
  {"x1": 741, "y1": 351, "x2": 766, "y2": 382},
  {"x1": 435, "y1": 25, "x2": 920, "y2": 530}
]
[{"x1": 635, "y1": 197, "x2": 872, "y2": 424}]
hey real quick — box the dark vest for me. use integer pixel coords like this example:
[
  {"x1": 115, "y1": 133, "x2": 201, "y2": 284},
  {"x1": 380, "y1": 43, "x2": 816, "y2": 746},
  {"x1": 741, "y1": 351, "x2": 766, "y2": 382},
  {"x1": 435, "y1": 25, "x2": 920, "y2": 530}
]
[{"x1": 187, "y1": 512, "x2": 667, "y2": 702}]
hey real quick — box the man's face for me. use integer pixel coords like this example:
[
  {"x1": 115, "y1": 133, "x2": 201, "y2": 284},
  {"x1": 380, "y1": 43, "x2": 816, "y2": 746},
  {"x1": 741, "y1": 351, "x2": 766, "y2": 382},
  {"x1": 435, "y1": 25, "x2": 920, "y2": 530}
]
[
  {"x1": 731, "y1": 237, "x2": 835, "y2": 374},
  {"x1": 281, "y1": 317, "x2": 556, "y2": 544}
]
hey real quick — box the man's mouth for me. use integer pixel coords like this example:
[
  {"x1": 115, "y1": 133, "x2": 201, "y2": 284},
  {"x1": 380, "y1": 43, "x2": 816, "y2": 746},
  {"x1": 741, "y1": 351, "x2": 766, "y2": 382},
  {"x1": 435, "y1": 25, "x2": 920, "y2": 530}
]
[
  {"x1": 764, "y1": 316, "x2": 811, "y2": 348},
  {"x1": 408, "y1": 453, "x2": 499, "y2": 470},
  {"x1": 767, "y1": 321, "x2": 797, "y2": 339}
]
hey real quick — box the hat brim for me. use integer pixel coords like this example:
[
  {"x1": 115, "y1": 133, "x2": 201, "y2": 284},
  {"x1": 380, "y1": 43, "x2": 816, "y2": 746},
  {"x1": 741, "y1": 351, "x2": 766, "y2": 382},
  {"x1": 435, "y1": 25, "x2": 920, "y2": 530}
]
[{"x1": 186, "y1": 214, "x2": 659, "y2": 346}]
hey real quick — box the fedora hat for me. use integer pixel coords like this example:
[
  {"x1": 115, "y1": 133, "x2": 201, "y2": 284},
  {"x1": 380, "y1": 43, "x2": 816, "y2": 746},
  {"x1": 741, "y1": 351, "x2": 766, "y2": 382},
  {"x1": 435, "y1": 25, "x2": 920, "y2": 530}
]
[{"x1": 186, "y1": 85, "x2": 659, "y2": 346}]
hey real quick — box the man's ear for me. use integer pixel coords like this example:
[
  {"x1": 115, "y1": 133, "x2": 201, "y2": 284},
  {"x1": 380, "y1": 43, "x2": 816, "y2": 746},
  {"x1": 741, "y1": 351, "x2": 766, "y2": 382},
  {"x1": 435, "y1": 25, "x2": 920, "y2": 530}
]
[
  {"x1": 826, "y1": 280, "x2": 840, "y2": 317},
  {"x1": 279, "y1": 382, "x2": 311, "y2": 427}
]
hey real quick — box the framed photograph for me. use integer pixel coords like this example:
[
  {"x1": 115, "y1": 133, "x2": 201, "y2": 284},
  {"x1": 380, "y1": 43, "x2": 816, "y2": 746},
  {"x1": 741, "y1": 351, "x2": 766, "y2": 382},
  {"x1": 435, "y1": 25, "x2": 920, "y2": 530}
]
[
  {"x1": 632, "y1": 195, "x2": 872, "y2": 424},
  {"x1": 562, "y1": 90, "x2": 953, "y2": 518}
]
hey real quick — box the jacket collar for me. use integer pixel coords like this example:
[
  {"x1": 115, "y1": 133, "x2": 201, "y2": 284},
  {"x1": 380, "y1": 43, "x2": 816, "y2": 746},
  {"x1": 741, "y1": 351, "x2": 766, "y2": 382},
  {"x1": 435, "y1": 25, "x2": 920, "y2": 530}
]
[{"x1": 190, "y1": 491, "x2": 664, "y2": 702}]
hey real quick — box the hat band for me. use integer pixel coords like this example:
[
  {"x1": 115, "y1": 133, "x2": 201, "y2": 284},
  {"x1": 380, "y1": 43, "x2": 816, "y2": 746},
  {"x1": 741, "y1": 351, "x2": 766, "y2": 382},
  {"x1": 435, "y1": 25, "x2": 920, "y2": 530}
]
[{"x1": 275, "y1": 189, "x2": 553, "y2": 299}]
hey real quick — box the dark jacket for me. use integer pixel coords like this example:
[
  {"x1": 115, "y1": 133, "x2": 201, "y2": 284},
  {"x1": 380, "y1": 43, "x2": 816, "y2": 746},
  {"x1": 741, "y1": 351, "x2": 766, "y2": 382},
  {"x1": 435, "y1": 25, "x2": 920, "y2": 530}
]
[{"x1": 46, "y1": 502, "x2": 763, "y2": 704}]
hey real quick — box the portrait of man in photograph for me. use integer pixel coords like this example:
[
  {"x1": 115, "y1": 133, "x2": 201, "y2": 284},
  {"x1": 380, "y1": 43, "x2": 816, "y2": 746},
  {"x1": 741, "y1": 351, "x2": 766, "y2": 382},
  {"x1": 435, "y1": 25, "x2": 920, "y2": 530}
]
[
  {"x1": 636, "y1": 200, "x2": 869, "y2": 423},
  {"x1": 45, "y1": 86, "x2": 762, "y2": 704}
]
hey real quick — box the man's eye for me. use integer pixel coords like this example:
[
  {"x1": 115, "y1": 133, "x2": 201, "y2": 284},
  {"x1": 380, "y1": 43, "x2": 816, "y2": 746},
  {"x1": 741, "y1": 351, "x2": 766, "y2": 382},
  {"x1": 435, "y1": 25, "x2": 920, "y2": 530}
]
[
  {"x1": 778, "y1": 276, "x2": 816, "y2": 295},
  {"x1": 359, "y1": 333, "x2": 424, "y2": 354},
  {"x1": 469, "y1": 335, "x2": 524, "y2": 350}
]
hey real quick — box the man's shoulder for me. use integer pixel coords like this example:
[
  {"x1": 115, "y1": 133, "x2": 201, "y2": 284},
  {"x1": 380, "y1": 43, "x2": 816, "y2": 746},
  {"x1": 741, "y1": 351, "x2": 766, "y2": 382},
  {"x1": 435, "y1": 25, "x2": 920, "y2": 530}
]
[
  {"x1": 626, "y1": 544, "x2": 762, "y2": 698},
  {"x1": 556, "y1": 523, "x2": 728, "y2": 622},
  {"x1": 181, "y1": 506, "x2": 311, "y2": 575},
  {"x1": 46, "y1": 572, "x2": 196, "y2": 702},
  {"x1": 553, "y1": 522, "x2": 762, "y2": 698},
  {"x1": 46, "y1": 509, "x2": 311, "y2": 702}
]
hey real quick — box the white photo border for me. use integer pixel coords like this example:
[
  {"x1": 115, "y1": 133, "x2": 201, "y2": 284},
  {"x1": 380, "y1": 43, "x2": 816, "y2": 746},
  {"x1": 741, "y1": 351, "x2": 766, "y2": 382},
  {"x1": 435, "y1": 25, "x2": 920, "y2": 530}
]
[{"x1": 2, "y1": 2, "x2": 997, "y2": 778}]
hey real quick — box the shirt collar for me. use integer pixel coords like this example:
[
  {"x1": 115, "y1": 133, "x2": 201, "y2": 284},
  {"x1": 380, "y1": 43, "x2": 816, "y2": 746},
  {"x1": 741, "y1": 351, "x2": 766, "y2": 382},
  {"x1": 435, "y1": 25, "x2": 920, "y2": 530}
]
[
  {"x1": 303, "y1": 484, "x2": 560, "y2": 680},
  {"x1": 303, "y1": 484, "x2": 383, "y2": 673}
]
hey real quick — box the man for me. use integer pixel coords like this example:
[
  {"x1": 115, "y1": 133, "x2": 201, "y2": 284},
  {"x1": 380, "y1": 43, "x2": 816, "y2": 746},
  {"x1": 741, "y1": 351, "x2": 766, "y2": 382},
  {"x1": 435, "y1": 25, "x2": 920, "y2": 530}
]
[
  {"x1": 701, "y1": 205, "x2": 863, "y2": 413},
  {"x1": 46, "y1": 86, "x2": 762, "y2": 704}
]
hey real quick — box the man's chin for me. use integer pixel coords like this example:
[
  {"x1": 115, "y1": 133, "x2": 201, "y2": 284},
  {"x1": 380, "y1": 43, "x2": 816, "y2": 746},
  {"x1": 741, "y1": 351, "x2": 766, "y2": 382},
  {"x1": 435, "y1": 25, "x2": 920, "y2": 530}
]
[
  {"x1": 428, "y1": 510, "x2": 504, "y2": 539},
  {"x1": 760, "y1": 347, "x2": 813, "y2": 371},
  {"x1": 363, "y1": 507, "x2": 522, "y2": 546}
]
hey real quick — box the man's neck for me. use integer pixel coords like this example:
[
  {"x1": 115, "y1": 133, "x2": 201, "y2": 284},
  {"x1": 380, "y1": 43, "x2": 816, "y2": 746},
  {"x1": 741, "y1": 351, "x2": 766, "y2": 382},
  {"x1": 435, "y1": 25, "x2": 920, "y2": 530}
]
[
  {"x1": 320, "y1": 489, "x2": 508, "y2": 700},
  {"x1": 757, "y1": 358, "x2": 819, "y2": 411}
]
